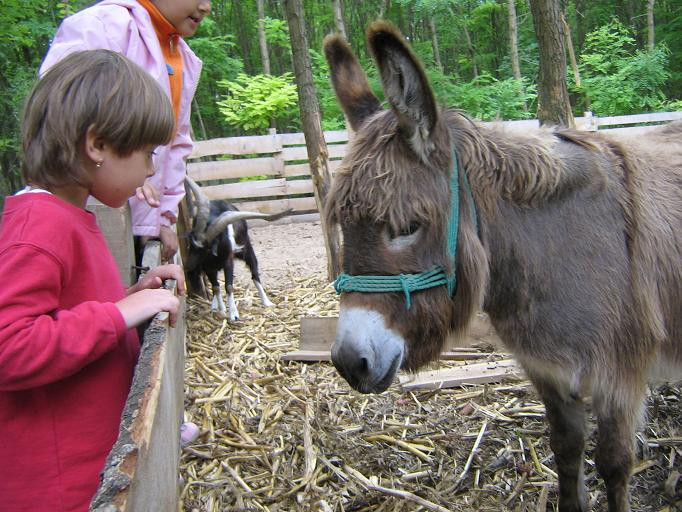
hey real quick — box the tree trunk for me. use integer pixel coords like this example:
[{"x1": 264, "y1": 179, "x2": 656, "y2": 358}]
[
  {"x1": 378, "y1": 0, "x2": 390, "y2": 18},
  {"x1": 428, "y1": 16, "x2": 443, "y2": 71},
  {"x1": 332, "y1": 0, "x2": 348, "y2": 39},
  {"x1": 257, "y1": 0, "x2": 271, "y2": 75},
  {"x1": 234, "y1": 1, "x2": 253, "y2": 74},
  {"x1": 528, "y1": 0, "x2": 574, "y2": 127},
  {"x1": 463, "y1": 26, "x2": 478, "y2": 78},
  {"x1": 647, "y1": 0, "x2": 655, "y2": 51},
  {"x1": 508, "y1": 0, "x2": 527, "y2": 111},
  {"x1": 561, "y1": 13, "x2": 580, "y2": 88},
  {"x1": 508, "y1": 1, "x2": 521, "y2": 81},
  {"x1": 192, "y1": 98, "x2": 208, "y2": 141},
  {"x1": 284, "y1": 0, "x2": 341, "y2": 280}
]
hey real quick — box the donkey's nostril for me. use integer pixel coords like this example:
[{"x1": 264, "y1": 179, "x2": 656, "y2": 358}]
[{"x1": 352, "y1": 356, "x2": 370, "y2": 377}]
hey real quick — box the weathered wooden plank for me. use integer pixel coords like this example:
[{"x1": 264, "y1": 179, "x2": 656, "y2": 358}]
[
  {"x1": 235, "y1": 196, "x2": 318, "y2": 214},
  {"x1": 283, "y1": 159, "x2": 343, "y2": 178},
  {"x1": 202, "y1": 178, "x2": 316, "y2": 202},
  {"x1": 187, "y1": 155, "x2": 344, "y2": 182},
  {"x1": 190, "y1": 134, "x2": 281, "y2": 159},
  {"x1": 278, "y1": 130, "x2": 348, "y2": 146},
  {"x1": 187, "y1": 156, "x2": 284, "y2": 181},
  {"x1": 202, "y1": 177, "x2": 288, "y2": 200},
  {"x1": 595, "y1": 111, "x2": 682, "y2": 127},
  {"x1": 600, "y1": 126, "x2": 662, "y2": 136},
  {"x1": 248, "y1": 212, "x2": 321, "y2": 227},
  {"x1": 281, "y1": 350, "x2": 333, "y2": 361},
  {"x1": 87, "y1": 198, "x2": 136, "y2": 287},
  {"x1": 399, "y1": 359, "x2": 523, "y2": 390},
  {"x1": 282, "y1": 143, "x2": 348, "y2": 161}
]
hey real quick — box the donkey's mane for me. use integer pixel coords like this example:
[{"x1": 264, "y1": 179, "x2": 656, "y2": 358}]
[
  {"x1": 443, "y1": 110, "x2": 600, "y2": 215},
  {"x1": 328, "y1": 107, "x2": 622, "y2": 228}
]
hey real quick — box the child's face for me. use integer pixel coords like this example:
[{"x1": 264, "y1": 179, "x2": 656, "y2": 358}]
[
  {"x1": 153, "y1": 0, "x2": 211, "y2": 37},
  {"x1": 90, "y1": 145, "x2": 157, "y2": 208}
]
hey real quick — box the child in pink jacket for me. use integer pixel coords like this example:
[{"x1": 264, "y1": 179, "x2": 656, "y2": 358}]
[{"x1": 41, "y1": 0, "x2": 211, "y2": 262}]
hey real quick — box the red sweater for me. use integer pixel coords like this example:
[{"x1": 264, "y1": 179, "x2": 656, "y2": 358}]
[{"x1": 0, "y1": 193, "x2": 139, "y2": 511}]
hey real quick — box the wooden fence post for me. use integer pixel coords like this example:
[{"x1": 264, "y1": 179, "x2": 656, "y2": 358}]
[
  {"x1": 285, "y1": 0, "x2": 341, "y2": 281},
  {"x1": 86, "y1": 198, "x2": 136, "y2": 287}
]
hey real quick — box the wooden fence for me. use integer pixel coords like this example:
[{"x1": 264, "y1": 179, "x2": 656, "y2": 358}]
[
  {"x1": 187, "y1": 111, "x2": 682, "y2": 221},
  {"x1": 85, "y1": 204, "x2": 185, "y2": 511}
]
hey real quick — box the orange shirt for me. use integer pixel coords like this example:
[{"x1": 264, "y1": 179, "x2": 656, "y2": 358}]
[{"x1": 138, "y1": 0, "x2": 183, "y2": 125}]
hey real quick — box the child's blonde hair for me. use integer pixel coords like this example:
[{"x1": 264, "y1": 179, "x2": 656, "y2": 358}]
[{"x1": 22, "y1": 49, "x2": 175, "y2": 188}]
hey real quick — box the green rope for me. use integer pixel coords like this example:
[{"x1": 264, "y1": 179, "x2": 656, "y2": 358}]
[
  {"x1": 333, "y1": 267, "x2": 449, "y2": 309},
  {"x1": 334, "y1": 149, "x2": 475, "y2": 309}
]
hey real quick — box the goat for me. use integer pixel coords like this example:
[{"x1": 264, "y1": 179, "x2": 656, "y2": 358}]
[{"x1": 184, "y1": 177, "x2": 290, "y2": 320}]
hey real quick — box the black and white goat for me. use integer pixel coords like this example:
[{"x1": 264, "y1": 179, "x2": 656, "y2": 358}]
[{"x1": 184, "y1": 177, "x2": 290, "y2": 320}]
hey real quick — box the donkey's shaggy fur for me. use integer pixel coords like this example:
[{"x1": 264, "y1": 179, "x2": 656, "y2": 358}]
[{"x1": 325, "y1": 21, "x2": 681, "y2": 512}]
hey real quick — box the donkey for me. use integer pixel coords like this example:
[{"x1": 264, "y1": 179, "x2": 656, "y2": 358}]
[
  {"x1": 184, "y1": 177, "x2": 290, "y2": 320},
  {"x1": 324, "y1": 21, "x2": 681, "y2": 512}
]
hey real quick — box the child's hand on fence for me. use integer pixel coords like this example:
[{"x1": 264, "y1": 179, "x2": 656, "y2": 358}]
[
  {"x1": 135, "y1": 180, "x2": 160, "y2": 208},
  {"x1": 116, "y1": 288, "x2": 181, "y2": 328},
  {"x1": 129, "y1": 264, "x2": 186, "y2": 296}
]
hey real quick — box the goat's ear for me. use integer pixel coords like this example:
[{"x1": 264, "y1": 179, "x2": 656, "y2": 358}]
[
  {"x1": 368, "y1": 21, "x2": 439, "y2": 160},
  {"x1": 324, "y1": 33, "x2": 381, "y2": 132}
]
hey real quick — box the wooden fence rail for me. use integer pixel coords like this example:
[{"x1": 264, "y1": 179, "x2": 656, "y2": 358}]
[{"x1": 187, "y1": 111, "x2": 682, "y2": 220}]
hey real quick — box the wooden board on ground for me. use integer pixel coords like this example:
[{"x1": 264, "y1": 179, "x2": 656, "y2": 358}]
[
  {"x1": 398, "y1": 359, "x2": 523, "y2": 390},
  {"x1": 282, "y1": 315, "x2": 504, "y2": 361}
]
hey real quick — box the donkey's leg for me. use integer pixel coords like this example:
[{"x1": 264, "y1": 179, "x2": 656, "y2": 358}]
[
  {"x1": 594, "y1": 393, "x2": 642, "y2": 512},
  {"x1": 534, "y1": 378, "x2": 588, "y2": 512},
  {"x1": 223, "y1": 254, "x2": 239, "y2": 321},
  {"x1": 242, "y1": 243, "x2": 273, "y2": 307}
]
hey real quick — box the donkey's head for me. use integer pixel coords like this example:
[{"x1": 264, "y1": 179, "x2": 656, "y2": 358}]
[{"x1": 325, "y1": 22, "x2": 486, "y2": 393}]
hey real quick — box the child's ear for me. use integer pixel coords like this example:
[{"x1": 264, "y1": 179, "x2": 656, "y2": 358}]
[{"x1": 84, "y1": 125, "x2": 106, "y2": 165}]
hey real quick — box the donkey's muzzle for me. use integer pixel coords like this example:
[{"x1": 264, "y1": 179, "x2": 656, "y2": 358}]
[{"x1": 331, "y1": 307, "x2": 404, "y2": 394}]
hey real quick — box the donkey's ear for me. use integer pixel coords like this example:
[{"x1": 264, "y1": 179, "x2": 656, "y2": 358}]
[
  {"x1": 368, "y1": 21, "x2": 438, "y2": 159},
  {"x1": 324, "y1": 33, "x2": 382, "y2": 132}
]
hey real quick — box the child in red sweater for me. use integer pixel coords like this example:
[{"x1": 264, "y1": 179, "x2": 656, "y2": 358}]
[{"x1": 0, "y1": 49, "x2": 185, "y2": 511}]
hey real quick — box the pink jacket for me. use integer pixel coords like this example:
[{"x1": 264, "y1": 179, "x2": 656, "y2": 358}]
[{"x1": 40, "y1": 0, "x2": 203, "y2": 236}]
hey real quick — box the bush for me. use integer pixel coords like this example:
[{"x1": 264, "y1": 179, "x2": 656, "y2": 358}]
[{"x1": 216, "y1": 73, "x2": 299, "y2": 134}]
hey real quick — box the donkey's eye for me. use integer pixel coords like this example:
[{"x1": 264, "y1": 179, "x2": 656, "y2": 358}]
[{"x1": 387, "y1": 221, "x2": 421, "y2": 239}]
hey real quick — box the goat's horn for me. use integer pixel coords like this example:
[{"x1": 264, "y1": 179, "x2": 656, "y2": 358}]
[
  {"x1": 203, "y1": 208, "x2": 294, "y2": 246},
  {"x1": 184, "y1": 176, "x2": 211, "y2": 237}
]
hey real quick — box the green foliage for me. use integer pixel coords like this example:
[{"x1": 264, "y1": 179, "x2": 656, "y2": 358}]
[
  {"x1": 309, "y1": 49, "x2": 345, "y2": 131},
  {"x1": 575, "y1": 20, "x2": 672, "y2": 115},
  {"x1": 262, "y1": 17, "x2": 290, "y2": 49},
  {"x1": 188, "y1": 18, "x2": 244, "y2": 137},
  {"x1": 216, "y1": 73, "x2": 299, "y2": 133},
  {"x1": 444, "y1": 73, "x2": 536, "y2": 121}
]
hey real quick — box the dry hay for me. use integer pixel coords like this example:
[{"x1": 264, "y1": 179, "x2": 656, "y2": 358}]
[{"x1": 180, "y1": 275, "x2": 682, "y2": 512}]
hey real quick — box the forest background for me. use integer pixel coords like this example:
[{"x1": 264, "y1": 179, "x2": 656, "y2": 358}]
[{"x1": 1, "y1": 0, "x2": 681, "y2": 201}]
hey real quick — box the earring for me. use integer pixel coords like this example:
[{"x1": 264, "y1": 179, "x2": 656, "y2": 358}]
[{"x1": 96, "y1": 160, "x2": 103, "y2": 168}]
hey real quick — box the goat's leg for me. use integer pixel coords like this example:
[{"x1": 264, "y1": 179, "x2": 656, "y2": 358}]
[
  {"x1": 224, "y1": 253, "x2": 239, "y2": 321},
  {"x1": 594, "y1": 391, "x2": 642, "y2": 512},
  {"x1": 534, "y1": 378, "x2": 588, "y2": 512},
  {"x1": 242, "y1": 242, "x2": 273, "y2": 307},
  {"x1": 206, "y1": 270, "x2": 226, "y2": 316}
]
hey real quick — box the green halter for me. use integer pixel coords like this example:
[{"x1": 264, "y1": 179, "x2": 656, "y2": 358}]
[{"x1": 333, "y1": 150, "x2": 476, "y2": 309}]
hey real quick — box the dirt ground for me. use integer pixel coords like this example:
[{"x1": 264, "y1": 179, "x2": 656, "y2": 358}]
[{"x1": 237, "y1": 219, "x2": 330, "y2": 285}]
